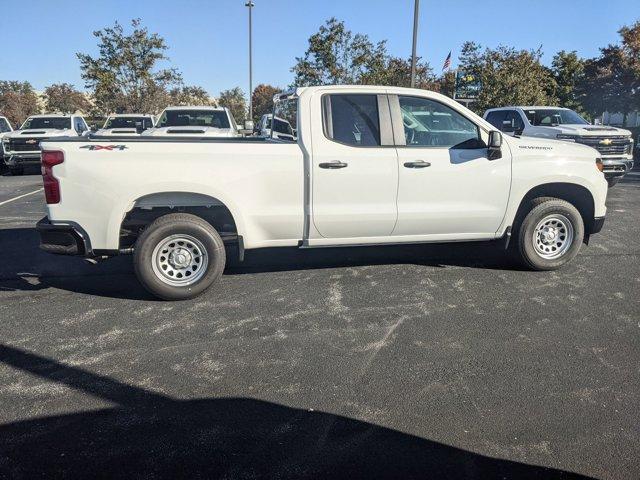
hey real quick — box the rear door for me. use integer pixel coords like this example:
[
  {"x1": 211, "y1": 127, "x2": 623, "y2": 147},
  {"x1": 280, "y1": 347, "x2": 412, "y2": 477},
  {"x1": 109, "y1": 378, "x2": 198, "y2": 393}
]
[
  {"x1": 391, "y1": 94, "x2": 511, "y2": 237},
  {"x1": 310, "y1": 92, "x2": 398, "y2": 239}
]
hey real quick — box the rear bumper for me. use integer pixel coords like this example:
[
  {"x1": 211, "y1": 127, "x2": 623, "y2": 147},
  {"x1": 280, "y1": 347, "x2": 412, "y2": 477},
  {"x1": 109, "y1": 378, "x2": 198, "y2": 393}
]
[{"x1": 36, "y1": 216, "x2": 92, "y2": 256}]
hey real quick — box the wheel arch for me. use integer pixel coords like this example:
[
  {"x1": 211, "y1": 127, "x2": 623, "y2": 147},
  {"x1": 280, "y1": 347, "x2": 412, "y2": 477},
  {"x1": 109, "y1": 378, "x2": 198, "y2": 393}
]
[
  {"x1": 118, "y1": 191, "x2": 243, "y2": 250},
  {"x1": 511, "y1": 182, "x2": 596, "y2": 235}
]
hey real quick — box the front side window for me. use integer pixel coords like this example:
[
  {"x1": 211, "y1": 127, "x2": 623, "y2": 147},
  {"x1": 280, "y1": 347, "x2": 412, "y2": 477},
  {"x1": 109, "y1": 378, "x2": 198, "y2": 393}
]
[
  {"x1": 502, "y1": 110, "x2": 525, "y2": 132},
  {"x1": 486, "y1": 110, "x2": 506, "y2": 130},
  {"x1": 399, "y1": 96, "x2": 480, "y2": 148},
  {"x1": 0, "y1": 118, "x2": 10, "y2": 133},
  {"x1": 21, "y1": 117, "x2": 71, "y2": 130},
  {"x1": 157, "y1": 110, "x2": 231, "y2": 129},
  {"x1": 324, "y1": 94, "x2": 380, "y2": 147},
  {"x1": 524, "y1": 109, "x2": 589, "y2": 126}
]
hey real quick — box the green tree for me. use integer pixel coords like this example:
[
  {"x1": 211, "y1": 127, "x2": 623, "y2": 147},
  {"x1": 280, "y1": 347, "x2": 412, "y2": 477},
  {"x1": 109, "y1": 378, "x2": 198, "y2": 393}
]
[
  {"x1": 551, "y1": 51, "x2": 586, "y2": 114},
  {"x1": 292, "y1": 18, "x2": 387, "y2": 86},
  {"x1": 361, "y1": 56, "x2": 436, "y2": 89},
  {"x1": 457, "y1": 42, "x2": 557, "y2": 114},
  {"x1": 251, "y1": 84, "x2": 279, "y2": 122},
  {"x1": 167, "y1": 86, "x2": 214, "y2": 106},
  {"x1": 44, "y1": 83, "x2": 92, "y2": 114},
  {"x1": 218, "y1": 87, "x2": 247, "y2": 124},
  {"x1": 77, "y1": 19, "x2": 182, "y2": 114},
  {"x1": 580, "y1": 21, "x2": 640, "y2": 122},
  {"x1": 0, "y1": 81, "x2": 40, "y2": 127}
]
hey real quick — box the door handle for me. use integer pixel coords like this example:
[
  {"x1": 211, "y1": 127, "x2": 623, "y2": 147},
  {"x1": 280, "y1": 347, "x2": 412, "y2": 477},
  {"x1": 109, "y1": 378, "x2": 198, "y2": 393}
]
[
  {"x1": 403, "y1": 160, "x2": 431, "y2": 168},
  {"x1": 319, "y1": 161, "x2": 348, "y2": 169}
]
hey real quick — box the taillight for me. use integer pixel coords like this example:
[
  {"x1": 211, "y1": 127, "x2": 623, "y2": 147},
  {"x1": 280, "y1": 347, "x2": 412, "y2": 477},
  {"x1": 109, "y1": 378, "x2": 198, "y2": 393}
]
[{"x1": 41, "y1": 151, "x2": 64, "y2": 204}]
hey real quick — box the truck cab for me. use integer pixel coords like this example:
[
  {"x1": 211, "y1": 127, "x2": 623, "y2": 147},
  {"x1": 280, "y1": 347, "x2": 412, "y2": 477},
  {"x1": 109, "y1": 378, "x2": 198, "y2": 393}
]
[
  {"x1": 2, "y1": 114, "x2": 89, "y2": 175},
  {"x1": 142, "y1": 106, "x2": 239, "y2": 138},
  {"x1": 484, "y1": 106, "x2": 634, "y2": 186}
]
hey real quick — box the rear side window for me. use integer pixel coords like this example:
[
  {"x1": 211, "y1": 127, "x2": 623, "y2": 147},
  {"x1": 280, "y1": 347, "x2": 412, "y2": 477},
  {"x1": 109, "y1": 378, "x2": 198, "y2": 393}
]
[
  {"x1": 485, "y1": 111, "x2": 506, "y2": 130},
  {"x1": 323, "y1": 94, "x2": 381, "y2": 147}
]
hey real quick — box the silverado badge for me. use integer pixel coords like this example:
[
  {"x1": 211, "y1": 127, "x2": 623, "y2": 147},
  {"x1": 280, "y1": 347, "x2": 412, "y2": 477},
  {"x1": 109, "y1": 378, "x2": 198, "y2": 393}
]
[
  {"x1": 599, "y1": 138, "x2": 613, "y2": 146},
  {"x1": 80, "y1": 145, "x2": 128, "y2": 151},
  {"x1": 26, "y1": 139, "x2": 38, "y2": 144}
]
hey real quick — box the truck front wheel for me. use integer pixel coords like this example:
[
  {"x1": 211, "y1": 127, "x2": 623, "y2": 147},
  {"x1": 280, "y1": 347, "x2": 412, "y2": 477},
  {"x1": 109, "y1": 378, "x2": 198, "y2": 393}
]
[
  {"x1": 133, "y1": 213, "x2": 226, "y2": 300},
  {"x1": 515, "y1": 198, "x2": 584, "y2": 271}
]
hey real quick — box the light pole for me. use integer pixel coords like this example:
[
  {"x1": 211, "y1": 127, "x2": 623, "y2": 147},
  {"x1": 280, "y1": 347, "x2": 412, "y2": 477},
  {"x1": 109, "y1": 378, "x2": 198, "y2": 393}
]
[
  {"x1": 410, "y1": 0, "x2": 420, "y2": 88},
  {"x1": 246, "y1": 1, "x2": 255, "y2": 125}
]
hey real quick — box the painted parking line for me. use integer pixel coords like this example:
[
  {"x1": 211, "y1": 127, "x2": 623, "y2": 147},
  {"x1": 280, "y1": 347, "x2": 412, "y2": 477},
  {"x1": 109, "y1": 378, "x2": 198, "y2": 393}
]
[{"x1": 0, "y1": 188, "x2": 44, "y2": 207}]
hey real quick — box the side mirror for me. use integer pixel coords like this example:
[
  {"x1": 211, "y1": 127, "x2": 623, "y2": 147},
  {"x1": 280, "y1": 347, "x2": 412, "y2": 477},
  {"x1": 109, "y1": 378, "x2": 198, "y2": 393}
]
[
  {"x1": 135, "y1": 121, "x2": 144, "y2": 134},
  {"x1": 488, "y1": 130, "x2": 502, "y2": 160},
  {"x1": 501, "y1": 119, "x2": 514, "y2": 132},
  {"x1": 244, "y1": 120, "x2": 254, "y2": 131}
]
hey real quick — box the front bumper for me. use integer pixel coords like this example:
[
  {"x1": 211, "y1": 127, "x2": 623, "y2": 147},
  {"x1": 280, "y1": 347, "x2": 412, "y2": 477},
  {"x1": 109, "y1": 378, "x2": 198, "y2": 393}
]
[
  {"x1": 36, "y1": 216, "x2": 92, "y2": 256},
  {"x1": 601, "y1": 157, "x2": 634, "y2": 178},
  {"x1": 4, "y1": 152, "x2": 41, "y2": 167}
]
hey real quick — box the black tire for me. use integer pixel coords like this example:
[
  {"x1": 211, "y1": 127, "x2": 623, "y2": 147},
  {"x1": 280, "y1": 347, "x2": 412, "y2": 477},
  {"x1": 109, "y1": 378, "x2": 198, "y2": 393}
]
[
  {"x1": 515, "y1": 198, "x2": 584, "y2": 271},
  {"x1": 133, "y1": 213, "x2": 226, "y2": 300},
  {"x1": 606, "y1": 177, "x2": 621, "y2": 188},
  {"x1": 10, "y1": 167, "x2": 24, "y2": 176}
]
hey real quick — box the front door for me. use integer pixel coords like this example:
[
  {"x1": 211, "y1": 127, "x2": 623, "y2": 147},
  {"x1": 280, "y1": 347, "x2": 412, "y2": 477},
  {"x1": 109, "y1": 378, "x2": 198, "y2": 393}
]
[
  {"x1": 391, "y1": 95, "x2": 511, "y2": 237},
  {"x1": 311, "y1": 93, "x2": 398, "y2": 239}
]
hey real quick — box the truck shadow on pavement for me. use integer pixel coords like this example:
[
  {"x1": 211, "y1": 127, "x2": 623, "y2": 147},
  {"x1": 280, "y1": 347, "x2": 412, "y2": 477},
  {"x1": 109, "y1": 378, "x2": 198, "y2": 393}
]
[
  {"x1": 0, "y1": 227, "x2": 523, "y2": 300},
  {"x1": 0, "y1": 343, "x2": 595, "y2": 480}
]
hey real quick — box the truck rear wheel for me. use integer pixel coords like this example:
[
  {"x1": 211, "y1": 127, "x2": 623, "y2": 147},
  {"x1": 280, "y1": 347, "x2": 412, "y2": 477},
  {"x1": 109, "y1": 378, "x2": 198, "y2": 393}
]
[
  {"x1": 133, "y1": 213, "x2": 226, "y2": 300},
  {"x1": 515, "y1": 198, "x2": 584, "y2": 271}
]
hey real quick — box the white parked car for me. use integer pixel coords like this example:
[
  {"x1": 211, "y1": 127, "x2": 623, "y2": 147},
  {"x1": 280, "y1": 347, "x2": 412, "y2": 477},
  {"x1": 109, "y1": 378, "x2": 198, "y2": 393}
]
[
  {"x1": 95, "y1": 114, "x2": 155, "y2": 136},
  {"x1": 484, "y1": 106, "x2": 634, "y2": 186},
  {"x1": 255, "y1": 114, "x2": 296, "y2": 141},
  {"x1": 2, "y1": 114, "x2": 90, "y2": 175},
  {"x1": 38, "y1": 85, "x2": 607, "y2": 300},
  {"x1": 142, "y1": 106, "x2": 239, "y2": 137}
]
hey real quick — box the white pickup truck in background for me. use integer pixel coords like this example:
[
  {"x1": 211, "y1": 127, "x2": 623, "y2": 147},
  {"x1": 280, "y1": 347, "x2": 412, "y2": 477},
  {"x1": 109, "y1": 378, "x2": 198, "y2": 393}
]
[
  {"x1": 2, "y1": 114, "x2": 90, "y2": 175},
  {"x1": 142, "y1": 106, "x2": 239, "y2": 138},
  {"x1": 37, "y1": 85, "x2": 607, "y2": 300},
  {"x1": 0, "y1": 115, "x2": 13, "y2": 171},
  {"x1": 95, "y1": 114, "x2": 155, "y2": 136},
  {"x1": 484, "y1": 106, "x2": 634, "y2": 187},
  {"x1": 255, "y1": 113, "x2": 296, "y2": 141}
]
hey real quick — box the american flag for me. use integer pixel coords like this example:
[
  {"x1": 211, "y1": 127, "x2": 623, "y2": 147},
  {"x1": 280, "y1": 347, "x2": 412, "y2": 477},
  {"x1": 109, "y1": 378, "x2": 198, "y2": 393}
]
[{"x1": 442, "y1": 51, "x2": 452, "y2": 71}]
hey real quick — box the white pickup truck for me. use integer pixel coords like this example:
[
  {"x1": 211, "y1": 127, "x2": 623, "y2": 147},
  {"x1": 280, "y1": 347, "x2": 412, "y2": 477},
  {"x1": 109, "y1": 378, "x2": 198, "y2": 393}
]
[
  {"x1": 37, "y1": 86, "x2": 608, "y2": 300},
  {"x1": 484, "y1": 106, "x2": 634, "y2": 187},
  {"x1": 2, "y1": 114, "x2": 90, "y2": 175},
  {"x1": 142, "y1": 106, "x2": 239, "y2": 138}
]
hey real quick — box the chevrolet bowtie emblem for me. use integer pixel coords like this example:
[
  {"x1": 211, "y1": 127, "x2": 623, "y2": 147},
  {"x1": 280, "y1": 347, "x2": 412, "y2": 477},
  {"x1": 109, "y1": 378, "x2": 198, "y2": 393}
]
[
  {"x1": 26, "y1": 139, "x2": 38, "y2": 144},
  {"x1": 599, "y1": 138, "x2": 613, "y2": 146}
]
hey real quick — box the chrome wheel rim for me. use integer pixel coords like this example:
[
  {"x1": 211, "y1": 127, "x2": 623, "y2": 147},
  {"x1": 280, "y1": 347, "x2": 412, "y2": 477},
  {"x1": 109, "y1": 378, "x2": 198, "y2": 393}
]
[
  {"x1": 151, "y1": 234, "x2": 208, "y2": 286},
  {"x1": 532, "y1": 214, "x2": 574, "y2": 260}
]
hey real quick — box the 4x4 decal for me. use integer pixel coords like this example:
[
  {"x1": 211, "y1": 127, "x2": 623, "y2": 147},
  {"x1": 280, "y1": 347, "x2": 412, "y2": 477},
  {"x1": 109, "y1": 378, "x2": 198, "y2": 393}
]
[{"x1": 80, "y1": 145, "x2": 128, "y2": 151}]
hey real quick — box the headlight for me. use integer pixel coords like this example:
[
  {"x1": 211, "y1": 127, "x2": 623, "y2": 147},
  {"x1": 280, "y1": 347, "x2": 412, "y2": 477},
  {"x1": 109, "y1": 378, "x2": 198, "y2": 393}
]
[{"x1": 556, "y1": 134, "x2": 577, "y2": 141}]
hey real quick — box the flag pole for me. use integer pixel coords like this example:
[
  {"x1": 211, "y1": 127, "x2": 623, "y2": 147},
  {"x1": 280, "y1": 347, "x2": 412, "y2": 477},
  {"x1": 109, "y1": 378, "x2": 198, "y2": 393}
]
[{"x1": 410, "y1": 0, "x2": 420, "y2": 88}]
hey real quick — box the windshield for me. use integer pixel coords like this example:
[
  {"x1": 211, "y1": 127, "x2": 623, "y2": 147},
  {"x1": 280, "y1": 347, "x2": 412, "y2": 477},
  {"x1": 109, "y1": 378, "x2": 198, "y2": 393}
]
[
  {"x1": 157, "y1": 110, "x2": 230, "y2": 129},
  {"x1": 21, "y1": 117, "x2": 71, "y2": 130},
  {"x1": 0, "y1": 118, "x2": 10, "y2": 133},
  {"x1": 524, "y1": 109, "x2": 589, "y2": 126},
  {"x1": 104, "y1": 117, "x2": 147, "y2": 129}
]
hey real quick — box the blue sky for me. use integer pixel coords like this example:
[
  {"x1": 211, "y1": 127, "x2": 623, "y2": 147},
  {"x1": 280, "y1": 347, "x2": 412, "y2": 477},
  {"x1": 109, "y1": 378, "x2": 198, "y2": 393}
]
[{"x1": 1, "y1": 0, "x2": 636, "y2": 95}]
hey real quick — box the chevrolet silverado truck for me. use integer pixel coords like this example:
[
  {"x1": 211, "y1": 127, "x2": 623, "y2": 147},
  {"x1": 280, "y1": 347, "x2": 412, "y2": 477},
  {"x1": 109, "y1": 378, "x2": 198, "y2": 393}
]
[
  {"x1": 484, "y1": 106, "x2": 634, "y2": 187},
  {"x1": 142, "y1": 106, "x2": 239, "y2": 138},
  {"x1": 2, "y1": 114, "x2": 90, "y2": 175},
  {"x1": 37, "y1": 86, "x2": 608, "y2": 300},
  {"x1": 95, "y1": 114, "x2": 155, "y2": 136}
]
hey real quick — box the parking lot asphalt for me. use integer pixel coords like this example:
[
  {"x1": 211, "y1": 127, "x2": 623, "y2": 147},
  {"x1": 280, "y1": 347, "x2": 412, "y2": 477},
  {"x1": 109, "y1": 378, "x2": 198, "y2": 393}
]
[{"x1": 0, "y1": 170, "x2": 639, "y2": 479}]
